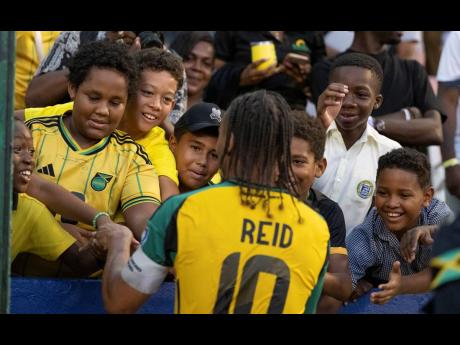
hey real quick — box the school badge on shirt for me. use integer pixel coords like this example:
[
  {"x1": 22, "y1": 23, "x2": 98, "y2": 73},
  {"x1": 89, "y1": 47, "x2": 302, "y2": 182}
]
[
  {"x1": 356, "y1": 180, "x2": 374, "y2": 199},
  {"x1": 91, "y1": 172, "x2": 113, "y2": 191}
]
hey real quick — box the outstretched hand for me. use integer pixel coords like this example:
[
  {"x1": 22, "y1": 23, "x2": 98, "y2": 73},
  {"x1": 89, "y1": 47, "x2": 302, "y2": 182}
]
[
  {"x1": 370, "y1": 261, "x2": 402, "y2": 305},
  {"x1": 316, "y1": 83, "x2": 349, "y2": 129},
  {"x1": 400, "y1": 225, "x2": 437, "y2": 263},
  {"x1": 79, "y1": 223, "x2": 139, "y2": 261},
  {"x1": 239, "y1": 59, "x2": 279, "y2": 87}
]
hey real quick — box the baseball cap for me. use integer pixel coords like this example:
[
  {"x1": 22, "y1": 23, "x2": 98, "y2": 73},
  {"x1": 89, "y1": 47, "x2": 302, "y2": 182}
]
[{"x1": 174, "y1": 102, "x2": 222, "y2": 132}]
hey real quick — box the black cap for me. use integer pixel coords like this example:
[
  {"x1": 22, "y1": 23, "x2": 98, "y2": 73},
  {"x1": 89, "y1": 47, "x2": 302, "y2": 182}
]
[{"x1": 175, "y1": 102, "x2": 222, "y2": 132}]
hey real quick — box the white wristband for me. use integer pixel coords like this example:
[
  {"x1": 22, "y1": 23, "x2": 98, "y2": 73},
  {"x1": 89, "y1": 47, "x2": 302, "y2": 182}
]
[{"x1": 402, "y1": 108, "x2": 411, "y2": 121}]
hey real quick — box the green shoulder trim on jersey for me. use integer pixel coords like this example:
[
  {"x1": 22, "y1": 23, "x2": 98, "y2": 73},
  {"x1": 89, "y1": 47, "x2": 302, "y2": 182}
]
[
  {"x1": 305, "y1": 241, "x2": 330, "y2": 314},
  {"x1": 141, "y1": 195, "x2": 187, "y2": 266},
  {"x1": 141, "y1": 182, "x2": 235, "y2": 266},
  {"x1": 111, "y1": 131, "x2": 151, "y2": 165},
  {"x1": 58, "y1": 116, "x2": 111, "y2": 154},
  {"x1": 121, "y1": 196, "x2": 161, "y2": 212},
  {"x1": 431, "y1": 247, "x2": 460, "y2": 289},
  {"x1": 58, "y1": 115, "x2": 78, "y2": 151},
  {"x1": 24, "y1": 115, "x2": 61, "y2": 129}
]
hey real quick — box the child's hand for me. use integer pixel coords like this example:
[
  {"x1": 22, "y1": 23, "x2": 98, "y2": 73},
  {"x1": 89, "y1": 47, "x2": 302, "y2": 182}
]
[
  {"x1": 349, "y1": 279, "x2": 373, "y2": 302},
  {"x1": 316, "y1": 83, "x2": 349, "y2": 129},
  {"x1": 400, "y1": 225, "x2": 437, "y2": 263},
  {"x1": 60, "y1": 222, "x2": 93, "y2": 247},
  {"x1": 370, "y1": 261, "x2": 402, "y2": 304}
]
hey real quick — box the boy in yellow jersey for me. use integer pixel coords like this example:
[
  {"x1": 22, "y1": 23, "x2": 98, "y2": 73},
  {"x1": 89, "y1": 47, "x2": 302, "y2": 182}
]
[
  {"x1": 24, "y1": 40, "x2": 161, "y2": 241},
  {"x1": 11, "y1": 120, "x2": 122, "y2": 277},
  {"x1": 17, "y1": 47, "x2": 183, "y2": 202},
  {"x1": 169, "y1": 102, "x2": 221, "y2": 193},
  {"x1": 96, "y1": 90, "x2": 330, "y2": 314}
]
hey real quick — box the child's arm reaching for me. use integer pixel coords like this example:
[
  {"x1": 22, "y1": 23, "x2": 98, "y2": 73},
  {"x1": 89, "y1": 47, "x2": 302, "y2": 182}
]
[{"x1": 370, "y1": 261, "x2": 431, "y2": 304}]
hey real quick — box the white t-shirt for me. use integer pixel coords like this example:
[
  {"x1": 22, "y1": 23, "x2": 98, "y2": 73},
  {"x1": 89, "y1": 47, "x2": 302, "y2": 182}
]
[
  {"x1": 313, "y1": 122, "x2": 401, "y2": 236},
  {"x1": 324, "y1": 31, "x2": 354, "y2": 54},
  {"x1": 437, "y1": 31, "x2": 460, "y2": 142}
]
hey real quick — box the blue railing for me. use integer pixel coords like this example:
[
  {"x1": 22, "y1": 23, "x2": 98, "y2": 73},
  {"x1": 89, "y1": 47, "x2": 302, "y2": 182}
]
[{"x1": 11, "y1": 277, "x2": 431, "y2": 314}]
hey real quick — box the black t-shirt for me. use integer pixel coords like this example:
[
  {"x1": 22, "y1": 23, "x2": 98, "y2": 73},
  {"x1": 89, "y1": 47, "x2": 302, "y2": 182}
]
[
  {"x1": 311, "y1": 49, "x2": 445, "y2": 122},
  {"x1": 204, "y1": 31, "x2": 326, "y2": 109},
  {"x1": 306, "y1": 188, "x2": 346, "y2": 249}
]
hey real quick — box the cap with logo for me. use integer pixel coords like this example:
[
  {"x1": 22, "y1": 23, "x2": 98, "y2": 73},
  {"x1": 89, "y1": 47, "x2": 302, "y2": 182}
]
[{"x1": 174, "y1": 102, "x2": 222, "y2": 132}]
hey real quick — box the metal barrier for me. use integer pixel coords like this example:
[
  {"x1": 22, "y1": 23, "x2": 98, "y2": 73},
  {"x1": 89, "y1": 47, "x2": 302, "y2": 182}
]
[{"x1": 11, "y1": 277, "x2": 431, "y2": 314}]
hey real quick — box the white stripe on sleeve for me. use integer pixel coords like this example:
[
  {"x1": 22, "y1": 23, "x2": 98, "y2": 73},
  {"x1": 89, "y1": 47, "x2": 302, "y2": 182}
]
[{"x1": 121, "y1": 247, "x2": 168, "y2": 295}]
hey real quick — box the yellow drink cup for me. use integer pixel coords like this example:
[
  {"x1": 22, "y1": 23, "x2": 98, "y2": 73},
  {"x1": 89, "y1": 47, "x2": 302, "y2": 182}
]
[{"x1": 251, "y1": 41, "x2": 277, "y2": 71}]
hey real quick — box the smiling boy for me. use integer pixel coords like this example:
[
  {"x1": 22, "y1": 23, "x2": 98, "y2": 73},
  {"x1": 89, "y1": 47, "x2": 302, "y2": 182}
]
[
  {"x1": 346, "y1": 148, "x2": 451, "y2": 304},
  {"x1": 313, "y1": 52, "x2": 401, "y2": 235},
  {"x1": 169, "y1": 102, "x2": 221, "y2": 193}
]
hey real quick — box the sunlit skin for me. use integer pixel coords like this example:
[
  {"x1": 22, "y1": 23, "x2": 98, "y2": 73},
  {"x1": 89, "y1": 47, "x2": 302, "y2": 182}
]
[
  {"x1": 120, "y1": 70, "x2": 177, "y2": 140},
  {"x1": 290, "y1": 137, "x2": 326, "y2": 199},
  {"x1": 375, "y1": 168, "x2": 433, "y2": 240},
  {"x1": 66, "y1": 67, "x2": 128, "y2": 149},
  {"x1": 184, "y1": 41, "x2": 214, "y2": 107},
  {"x1": 169, "y1": 132, "x2": 219, "y2": 192},
  {"x1": 13, "y1": 122, "x2": 35, "y2": 193},
  {"x1": 329, "y1": 66, "x2": 383, "y2": 148}
]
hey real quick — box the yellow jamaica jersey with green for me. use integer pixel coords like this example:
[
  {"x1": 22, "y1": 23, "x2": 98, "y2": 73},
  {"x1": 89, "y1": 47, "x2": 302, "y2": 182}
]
[
  {"x1": 12, "y1": 193, "x2": 76, "y2": 261},
  {"x1": 134, "y1": 181, "x2": 329, "y2": 314},
  {"x1": 25, "y1": 114, "x2": 161, "y2": 229},
  {"x1": 25, "y1": 102, "x2": 179, "y2": 185}
]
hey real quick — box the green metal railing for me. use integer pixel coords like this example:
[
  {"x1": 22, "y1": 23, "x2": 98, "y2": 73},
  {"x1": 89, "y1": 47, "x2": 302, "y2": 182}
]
[{"x1": 0, "y1": 31, "x2": 15, "y2": 314}]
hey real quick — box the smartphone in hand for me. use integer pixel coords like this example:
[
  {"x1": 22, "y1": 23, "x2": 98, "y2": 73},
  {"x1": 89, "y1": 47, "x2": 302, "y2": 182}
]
[{"x1": 285, "y1": 52, "x2": 310, "y2": 66}]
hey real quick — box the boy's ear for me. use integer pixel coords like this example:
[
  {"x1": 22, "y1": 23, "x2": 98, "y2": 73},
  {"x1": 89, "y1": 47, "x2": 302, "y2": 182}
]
[
  {"x1": 373, "y1": 94, "x2": 383, "y2": 110},
  {"x1": 315, "y1": 157, "x2": 327, "y2": 178},
  {"x1": 422, "y1": 186, "x2": 434, "y2": 208},
  {"x1": 68, "y1": 83, "x2": 77, "y2": 100},
  {"x1": 169, "y1": 135, "x2": 177, "y2": 153}
]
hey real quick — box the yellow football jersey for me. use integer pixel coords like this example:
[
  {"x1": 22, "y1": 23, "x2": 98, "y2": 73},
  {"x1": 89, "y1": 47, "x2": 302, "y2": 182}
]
[
  {"x1": 139, "y1": 181, "x2": 330, "y2": 314},
  {"x1": 25, "y1": 102, "x2": 179, "y2": 185},
  {"x1": 15, "y1": 31, "x2": 60, "y2": 109},
  {"x1": 12, "y1": 193, "x2": 76, "y2": 261},
  {"x1": 25, "y1": 114, "x2": 161, "y2": 230}
]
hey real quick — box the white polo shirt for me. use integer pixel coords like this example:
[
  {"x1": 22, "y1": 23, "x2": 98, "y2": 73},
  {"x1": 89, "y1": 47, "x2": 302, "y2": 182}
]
[{"x1": 313, "y1": 122, "x2": 401, "y2": 236}]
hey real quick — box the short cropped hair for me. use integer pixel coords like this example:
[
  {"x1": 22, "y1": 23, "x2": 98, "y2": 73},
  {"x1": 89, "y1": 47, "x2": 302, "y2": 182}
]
[
  {"x1": 377, "y1": 148, "x2": 431, "y2": 189},
  {"x1": 330, "y1": 52, "x2": 384, "y2": 92},
  {"x1": 67, "y1": 40, "x2": 138, "y2": 97},
  {"x1": 290, "y1": 110, "x2": 326, "y2": 161},
  {"x1": 134, "y1": 47, "x2": 184, "y2": 91}
]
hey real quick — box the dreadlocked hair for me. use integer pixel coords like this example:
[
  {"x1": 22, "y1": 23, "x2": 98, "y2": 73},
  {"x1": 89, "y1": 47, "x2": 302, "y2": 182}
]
[{"x1": 221, "y1": 90, "x2": 304, "y2": 223}]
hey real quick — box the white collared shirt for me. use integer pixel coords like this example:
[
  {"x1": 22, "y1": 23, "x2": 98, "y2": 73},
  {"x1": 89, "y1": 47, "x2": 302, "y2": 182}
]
[{"x1": 313, "y1": 122, "x2": 401, "y2": 236}]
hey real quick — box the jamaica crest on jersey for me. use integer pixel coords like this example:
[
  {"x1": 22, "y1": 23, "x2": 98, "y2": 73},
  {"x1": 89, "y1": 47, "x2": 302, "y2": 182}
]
[{"x1": 91, "y1": 172, "x2": 113, "y2": 191}]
